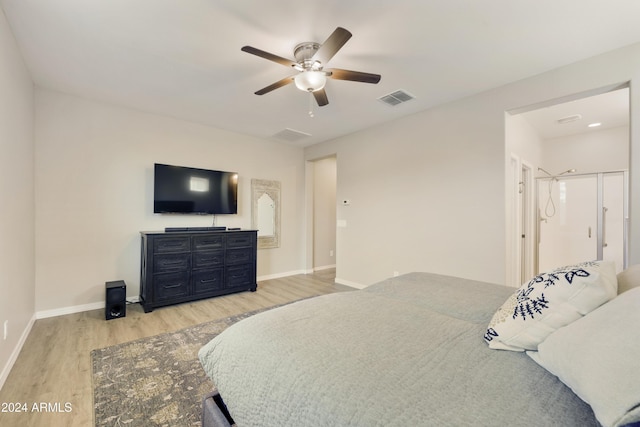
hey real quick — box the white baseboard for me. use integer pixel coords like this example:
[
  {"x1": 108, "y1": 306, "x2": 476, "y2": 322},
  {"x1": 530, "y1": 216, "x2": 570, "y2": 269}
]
[
  {"x1": 335, "y1": 277, "x2": 366, "y2": 289},
  {"x1": 313, "y1": 264, "x2": 336, "y2": 272},
  {"x1": 257, "y1": 270, "x2": 307, "y2": 282},
  {"x1": 258, "y1": 268, "x2": 341, "y2": 281},
  {"x1": 35, "y1": 296, "x2": 140, "y2": 320},
  {"x1": 0, "y1": 314, "x2": 36, "y2": 391},
  {"x1": 36, "y1": 302, "x2": 104, "y2": 319}
]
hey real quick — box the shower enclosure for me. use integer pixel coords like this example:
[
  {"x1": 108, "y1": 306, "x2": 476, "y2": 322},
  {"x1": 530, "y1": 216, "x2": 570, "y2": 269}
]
[{"x1": 537, "y1": 170, "x2": 628, "y2": 274}]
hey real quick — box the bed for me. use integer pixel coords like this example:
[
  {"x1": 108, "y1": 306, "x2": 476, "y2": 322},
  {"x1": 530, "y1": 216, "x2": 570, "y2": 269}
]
[{"x1": 199, "y1": 264, "x2": 640, "y2": 427}]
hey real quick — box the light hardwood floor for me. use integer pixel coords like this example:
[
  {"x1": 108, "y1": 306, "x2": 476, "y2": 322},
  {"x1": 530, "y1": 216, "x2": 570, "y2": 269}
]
[{"x1": 0, "y1": 269, "x2": 344, "y2": 427}]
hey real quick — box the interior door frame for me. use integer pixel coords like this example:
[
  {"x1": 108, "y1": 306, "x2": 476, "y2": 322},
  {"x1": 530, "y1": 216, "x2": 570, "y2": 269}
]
[
  {"x1": 506, "y1": 154, "x2": 534, "y2": 287},
  {"x1": 520, "y1": 161, "x2": 534, "y2": 283}
]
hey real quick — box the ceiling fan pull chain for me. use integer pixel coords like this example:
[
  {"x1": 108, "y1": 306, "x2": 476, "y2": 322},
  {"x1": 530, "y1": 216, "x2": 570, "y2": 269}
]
[{"x1": 308, "y1": 91, "x2": 315, "y2": 118}]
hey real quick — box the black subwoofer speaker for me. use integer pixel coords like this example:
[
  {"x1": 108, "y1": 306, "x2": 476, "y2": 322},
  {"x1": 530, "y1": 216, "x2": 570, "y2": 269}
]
[{"x1": 105, "y1": 280, "x2": 126, "y2": 320}]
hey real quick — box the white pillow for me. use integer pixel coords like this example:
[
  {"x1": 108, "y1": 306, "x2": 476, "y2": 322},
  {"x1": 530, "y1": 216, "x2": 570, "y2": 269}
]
[
  {"x1": 484, "y1": 260, "x2": 617, "y2": 351},
  {"x1": 527, "y1": 287, "x2": 640, "y2": 427}
]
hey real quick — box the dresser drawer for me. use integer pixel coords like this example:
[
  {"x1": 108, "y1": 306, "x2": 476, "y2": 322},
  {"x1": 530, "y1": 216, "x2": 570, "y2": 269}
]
[
  {"x1": 226, "y1": 265, "x2": 254, "y2": 288},
  {"x1": 226, "y1": 247, "x2": 253, "y2": 265},
  {"x1": 193, "y1": 250, "x2": 224, "y2": 269},
  {"x1": 193, "y1": 235, "x2": 225, "y2": 251},
  {"x1": 154, "y1": 253, "x2": 191, "y2": 272},
  {"x1": 154, "y1": 272, "x2": 190, "y2": 301},
  {"x1": 226, "y1": 233, "x2": 256, "y2": 248},
  {"x1": 154, "y1": 237, "x2": 190, "y2": 254},
  {"x1": 192, "y1": 269, "x2": 224, "y2": 294}
]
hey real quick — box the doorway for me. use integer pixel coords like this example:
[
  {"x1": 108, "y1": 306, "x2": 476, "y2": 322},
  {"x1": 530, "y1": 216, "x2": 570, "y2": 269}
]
[
  {"x1": 506, "y1": 85, "x2": 629, "y2": 284},
  {"x1": 308, "y1": 156, "x2": 337, "y2": 272}
]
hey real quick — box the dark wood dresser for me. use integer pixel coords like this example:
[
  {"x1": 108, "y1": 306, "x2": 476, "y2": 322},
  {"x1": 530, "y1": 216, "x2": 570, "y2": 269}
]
[{"x1": 139, "y1": 229, "x2": 257, "y2": 312}]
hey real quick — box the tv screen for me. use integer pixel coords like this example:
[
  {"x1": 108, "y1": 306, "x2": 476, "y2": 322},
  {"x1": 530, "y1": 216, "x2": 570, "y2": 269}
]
[{"x1": 153, "y1": 163, "x2": 238, "y2": 214}]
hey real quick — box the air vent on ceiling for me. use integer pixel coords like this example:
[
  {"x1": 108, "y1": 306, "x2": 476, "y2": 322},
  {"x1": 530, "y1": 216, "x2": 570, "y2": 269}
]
[
  {"x1": 272, "y1": 128, "x2": 312, "y2": 142},
  {"x1": 557, "y1": 114, "x2": 582, "y2": 124},
  {"x1": 378, "y1": 90, "x2": 415, "y2": 106}
]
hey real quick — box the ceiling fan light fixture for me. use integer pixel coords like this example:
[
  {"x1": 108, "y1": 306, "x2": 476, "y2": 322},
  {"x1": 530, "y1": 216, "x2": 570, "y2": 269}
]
[
  {"x1": 294, "y1": 71, "x2": 326, "y2": 92},
  {"x1": 242, "y1": 27, "x2": 380, "y2": 107}
]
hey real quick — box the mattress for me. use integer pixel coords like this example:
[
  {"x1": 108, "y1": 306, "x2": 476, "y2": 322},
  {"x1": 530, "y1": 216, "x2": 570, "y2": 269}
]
[{"x1": 199, "y1": 272, "x2": 599, "y2": 426}]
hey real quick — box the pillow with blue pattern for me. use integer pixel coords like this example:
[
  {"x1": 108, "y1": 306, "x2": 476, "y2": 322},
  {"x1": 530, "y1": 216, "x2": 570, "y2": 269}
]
[{"x1": 484, "y1": 260, "x2": 617, "y2": 351}]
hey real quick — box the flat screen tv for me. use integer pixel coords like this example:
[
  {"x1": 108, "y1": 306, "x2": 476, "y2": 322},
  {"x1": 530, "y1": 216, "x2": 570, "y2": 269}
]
[{"x1": 153, "y1": 163, "x2": 238, "y2": 214}]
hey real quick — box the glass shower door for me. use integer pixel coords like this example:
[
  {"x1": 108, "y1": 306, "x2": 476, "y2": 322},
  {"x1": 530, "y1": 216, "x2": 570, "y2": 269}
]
[
  {"x1": 537, "y1": 172, "x2": 626, "y2": 274},
  {"x1": 538, "y1": 175, "x2": 597, "y2": 272}
]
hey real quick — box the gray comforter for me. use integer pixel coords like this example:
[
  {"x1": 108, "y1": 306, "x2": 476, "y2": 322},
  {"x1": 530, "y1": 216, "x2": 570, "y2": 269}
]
[{"x1": 199, "y1": 272, "x2": 598, "y2": 426}]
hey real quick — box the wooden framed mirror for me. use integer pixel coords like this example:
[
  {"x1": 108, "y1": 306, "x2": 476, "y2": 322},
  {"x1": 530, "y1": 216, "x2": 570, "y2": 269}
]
[{"x1": 251, "y1": 179, "x2": 281, "y2": 249}]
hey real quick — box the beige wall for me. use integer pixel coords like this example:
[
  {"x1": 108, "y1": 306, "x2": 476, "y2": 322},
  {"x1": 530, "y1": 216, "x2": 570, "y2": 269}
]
[
  {"x1": 306, "y1": 42, "x2": 640, "y2": 288},
  {"x1": 506, "y1": 113, "x2": 544, "y2": 169},
  {"x1": 0, "y1": 8, "x2": 35, "y2": 388},
  {"x1": 541, "y1": 125, "x2": 628, "y2": 174},
  {"x1": 307, "y1": 94, "x2": 506, "y2": 288},
  {"x1": 34, "y1": 89, "x2": 306, "y2": 314}
]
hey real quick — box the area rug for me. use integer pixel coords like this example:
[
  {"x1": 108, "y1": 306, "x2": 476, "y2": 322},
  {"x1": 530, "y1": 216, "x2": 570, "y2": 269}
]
[{"x1": 91, "y1": 305, "x2": 282, "y2": 426}]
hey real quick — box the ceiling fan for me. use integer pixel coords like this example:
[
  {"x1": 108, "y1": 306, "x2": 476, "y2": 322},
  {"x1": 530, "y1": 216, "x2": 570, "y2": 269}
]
[{"x1": 241, "y1": 27, "x2": 381, "y2": 108}]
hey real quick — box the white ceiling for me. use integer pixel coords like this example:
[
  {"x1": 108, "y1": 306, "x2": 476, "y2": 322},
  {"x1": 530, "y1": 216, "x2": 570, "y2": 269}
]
[{"x1": 2, "y1": 0, "x2": 640, "y2": 147}]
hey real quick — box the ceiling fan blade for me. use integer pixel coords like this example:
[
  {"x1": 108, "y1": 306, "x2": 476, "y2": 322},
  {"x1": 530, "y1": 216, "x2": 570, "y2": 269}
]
[
  {"x1": 326, "y1": 68, "x2": 381, "y2": 84},
  {"x1": 313, "y1": 89, "x2": 329, "y2": 106},
  {"x1": 312, "y1": 27, "x2": 352, "y2": 65},
  {"x1": 241, "y1": 46, "x2": 298, "y2": 68},
  {"x1": 255, "y1": 76, "x2": 295, "y2": 95}
]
